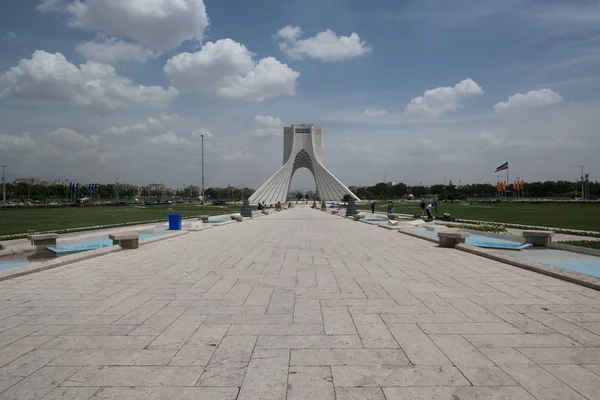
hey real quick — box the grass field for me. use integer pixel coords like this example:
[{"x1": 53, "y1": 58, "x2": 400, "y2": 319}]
[
  {"x1": 0, "y1": 204, "x2": 248, "y2": 236},
  {"x1": 357, "y1": 202, "x2": 600, "y2": 231}
]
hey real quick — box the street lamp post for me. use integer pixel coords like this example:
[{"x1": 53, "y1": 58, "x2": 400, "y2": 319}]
[
  {"x1": 201, "y1": 134, "x2": 205, "y2": 211},
  {"x1": 580, "y1": 165, "x2": 585, "y2": 200},
  {"x1": 1, "y1": 165, "x2": 6, "y2": 207}
]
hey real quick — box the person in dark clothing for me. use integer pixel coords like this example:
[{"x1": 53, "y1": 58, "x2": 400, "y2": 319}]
[
  {"x1": 420, "y1": 200, "x2": 426, "y2": 217},
  {"x1": 371, "y1": 202, "x2": 376, "y2": 214}
]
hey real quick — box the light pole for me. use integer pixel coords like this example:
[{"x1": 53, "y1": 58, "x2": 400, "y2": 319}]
[
  {"x1": 580, "y1": 165, "x2": 585, "y2": 199},
  {"x1": 115, "y1": 178, "x2": 119, "y2": 202},
  {"x1": 201, "y1": 134, "x2": 205, "y2": 211},
  {"x1": 1, "y1": 165, "x2": 6, "y2": 207}
]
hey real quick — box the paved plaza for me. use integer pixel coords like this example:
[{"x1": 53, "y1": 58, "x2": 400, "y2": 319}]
[{"x1": 1, "y1": 208, "x2": 600, "y2": 399}]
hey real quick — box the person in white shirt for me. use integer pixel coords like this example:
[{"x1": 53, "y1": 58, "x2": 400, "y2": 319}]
[{"x1": 426, "y1": 203, "x2": 433, "y2": 220}]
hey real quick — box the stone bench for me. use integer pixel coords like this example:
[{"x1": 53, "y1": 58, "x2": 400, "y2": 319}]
[
  {"x1": 108, "y1": 234, "x2": 139, "y2": 250},
  {"x1": 523, "y1": 230, "x2": 555, "y2": 247},
  {"x1": 437, "y1": 230, "x2": 469, "y2": 248},
  {"x1": 27, "y1": 234, "x2": 59, "y2": 248},
  {"x1": 199, "y1": 215, "x2": 210, "y2": 223}
]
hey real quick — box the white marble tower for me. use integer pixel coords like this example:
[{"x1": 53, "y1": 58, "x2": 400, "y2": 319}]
[{"x1": 249, "y1": 124, "x2": 359, "y2": 204}]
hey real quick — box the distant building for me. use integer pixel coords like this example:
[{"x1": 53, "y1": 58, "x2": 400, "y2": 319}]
[
  {"x1": 147, "y1": 183, "x2": 166, "y2": 193},
  {"x1": 14, "y1": 178, "x2": 40, "y2": 185}
]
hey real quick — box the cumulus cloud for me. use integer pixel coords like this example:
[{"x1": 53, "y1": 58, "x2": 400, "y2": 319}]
[
  {"x1": 165, "y1": 39, "x2": 299, "y2": 102},
  {"x1": 478, "y1": 130, "x2": 502, "y2": 147},
  {"x1": 3, "y1": 31, "x2": 17, "y2": 42},
  {"x1": 75, "y1": 37, "x2": 158, "y2": 64},
  {"x1": 219, "y1": 148, "x2": 261, "y2": 162},
  {"x1": 47, "y1": 127, "x2": 98, "y2": 147},
  {"x1": 253, "y1": 115, "x2": 284, "y2": 140},
  {"x1": 191, "y1": 128, "x2": 213, "y2": 140},
  {"x1": 148, "y1": 132, "x2": 190, "y2": 145},
  {"x1": 36, "y1": 0, "x2": 65, "y2": 12},
  {"x1": 363, "y1": 108, "x2": 387, "y2": 117},
  {"x1": 275, "y1": 25, "x2": 371, "y2": 62},
  {"x1": 493, "y1": 89, "x2": 563, "y2": 112},
  {"x1": 0, "y1": 132, "x2": 35, "y2": 150},
  {"x1": 0, "y1": 51, "x2": 178, "y2": 111},
  {"x1": 404, "y1": 78, "x2": 484, "y2": 118},
  {"x1": 38, "y1": 0, "x2": 209, "y2": 51},
  {"x1": 103, "y1": 118, "x2": 164, "y2": 136},
  {"x1": 477, "y1": 130, "x2": 585, "y2": 151}
]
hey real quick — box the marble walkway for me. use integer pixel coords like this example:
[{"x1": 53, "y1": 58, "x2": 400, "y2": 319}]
[{"x1": 1, "y1": 208, "x2": 600, "y2": 399}]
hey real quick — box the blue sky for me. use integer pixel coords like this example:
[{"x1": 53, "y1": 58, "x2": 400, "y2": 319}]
[{"x1": 1, "y1": 0, "x2": 599, "y2": 190}]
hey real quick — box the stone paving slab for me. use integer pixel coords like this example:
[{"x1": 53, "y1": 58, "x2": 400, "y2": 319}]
[{"x1": 1, "y1": 208, "x2": 600, "y2": 399}]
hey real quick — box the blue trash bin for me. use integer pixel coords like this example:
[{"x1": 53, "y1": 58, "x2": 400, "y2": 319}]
[{"x1": 168, "y1": 214, "x2": 182, "y2": 230}]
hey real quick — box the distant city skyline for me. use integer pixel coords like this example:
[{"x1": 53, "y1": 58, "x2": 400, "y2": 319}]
[{"x1": 1, "y1": 0, "x2": 599, "y2": 190}]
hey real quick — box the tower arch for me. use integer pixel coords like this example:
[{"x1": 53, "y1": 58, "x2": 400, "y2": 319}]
[{"x1": 249, "y1": 124, "x2": 359, "y2": 204}]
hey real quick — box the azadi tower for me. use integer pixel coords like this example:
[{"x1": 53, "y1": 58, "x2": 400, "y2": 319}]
[{"x1": 249, "y1": 124, "x2": 359, "y2": 204}]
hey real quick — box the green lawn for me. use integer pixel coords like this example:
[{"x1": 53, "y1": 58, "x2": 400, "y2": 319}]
[
  {"x1": 357, "y1": 202, "x2": 600, "y2": 231},
  {"x1": 0, "y1": 204, "x2": 248, "y2": 236}
]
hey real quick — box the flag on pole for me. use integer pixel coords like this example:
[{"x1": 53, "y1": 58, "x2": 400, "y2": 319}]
[
  {"x1": 75, "y1": 182, "x2": 79, "y2": 194},
  {"x1": 69, "y1": 182, "x2": 74, "y2": 193},
  {"x1": 585, "y1": 173, "x2": 589, "y2": 182},
  {"x1": 495, "y1": 162, "x2": 508, "y2": 172}
]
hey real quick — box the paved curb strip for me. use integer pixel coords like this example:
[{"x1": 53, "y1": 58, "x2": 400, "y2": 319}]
[
  {"x1": 0, "y1": 245, "x2": 122, "y2": 282},
  {"x1": 0, "y1": 230, "x2": 190, "y2": 282},
  {"x1": 397, "y1": 229, "x2": 439, "y2": 244},
  {"x1": 398, "y1": 228, "x2": 600, "y2": 291},
  {"x1": 456, "y1": 243, "x2": 600, "y2": 291},
  {"x1": 548, "y1": 242, "x2": 600, "y2": 257}
]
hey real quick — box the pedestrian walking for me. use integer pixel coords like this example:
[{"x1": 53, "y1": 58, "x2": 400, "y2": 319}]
[
  {"x1": 371, "y1": 201, "x2": 376, "y2": 214},
  {"x1": 420, "y1": 200, "x2": 426, "y2": 217}
]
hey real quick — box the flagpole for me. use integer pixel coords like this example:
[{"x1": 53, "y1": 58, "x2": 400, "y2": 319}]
[{"x1": 506, "y1": 166, "x2": 509, "y2": 199}]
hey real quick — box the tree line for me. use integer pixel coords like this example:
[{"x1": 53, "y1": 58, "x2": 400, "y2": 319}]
[
  {"x1": 1, "y1": 180, "x2": 597, "y2": 203},
  {"x1": 1, "y1": 183, "x2": 255, "y2": 202},
  {"x1": 352, "y1": 180, "x2": 599, "y2": 201}
]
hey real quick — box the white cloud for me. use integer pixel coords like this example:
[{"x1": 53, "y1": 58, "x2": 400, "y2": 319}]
[
  {"x1": 275, "y1": 25, "x2": 371, "y2": 62},
  {"x1": 404, "y1": 78, "x2": 484, "y2": 118},
  {"x1": 0, "y1": 132, "x2": 35, "y2": 150},
  {"x1": 148, "y1": 132, "x2": 190, "y2": 145},
  {"x1": 478, "y1": 130, "x2": 502, "y2": 147},
  {"x1": 493, "y1": 89, "x2": 563, "y2": 112},
  {"x1": 46, "y1": 128, "x2": 99, "y2": 148},
  {"x1": 104, "y1": 123, "x2": 150, "y2": 135},
  {"x1": 219, "y1": 148, "x2": 261, "y2": 162},
  {"x1": 191, "y1": 128, "x2": 213, "y2": 140},
  {"x1": 363, "y1": 108, "x2": 387, "y2": 117},
  {"x1": 0, "y1": 51, "x2": 178, "y2": 111},
  {"x1": 75, "y1": 37, "x2": 158, "y2": 64},
  {"x1": 476, "y1": 130, "x2": 585, "y2": 151},
  {"x1": 38, "y1": 0, "x2": 209, "y2": 52},
  {"x1": 253, "y1": 115, "x2": 284, "y2": 140},
  {"x1": 36, "y1": 0, "x2": 65, "y2": 12},
  {"x1": 159, "y1": 113, "x2": 181, "y2": 121},
  {"x1": 3, "y1": 31, "x2": 17, "y2": 42},
  {"x1": 165, "y1": 39, "x2": 299, "y2": 102}
]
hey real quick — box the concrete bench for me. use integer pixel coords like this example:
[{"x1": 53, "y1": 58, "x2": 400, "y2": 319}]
[
  {"x1": 27, "y1": 234, "x2": 59, "y2": 248},
  {"x1": 108, "y1": 234, "x2": 139, "y2": 250},
  {"x1": 437, "y1": 230, "x2": 469, "y2": 248},
  {"x1": 199, "y1": 215, "x2": 210, "y2": 223},
  {"x1": 523, "y1": 230, "x2": 555, "y2": 247}
]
